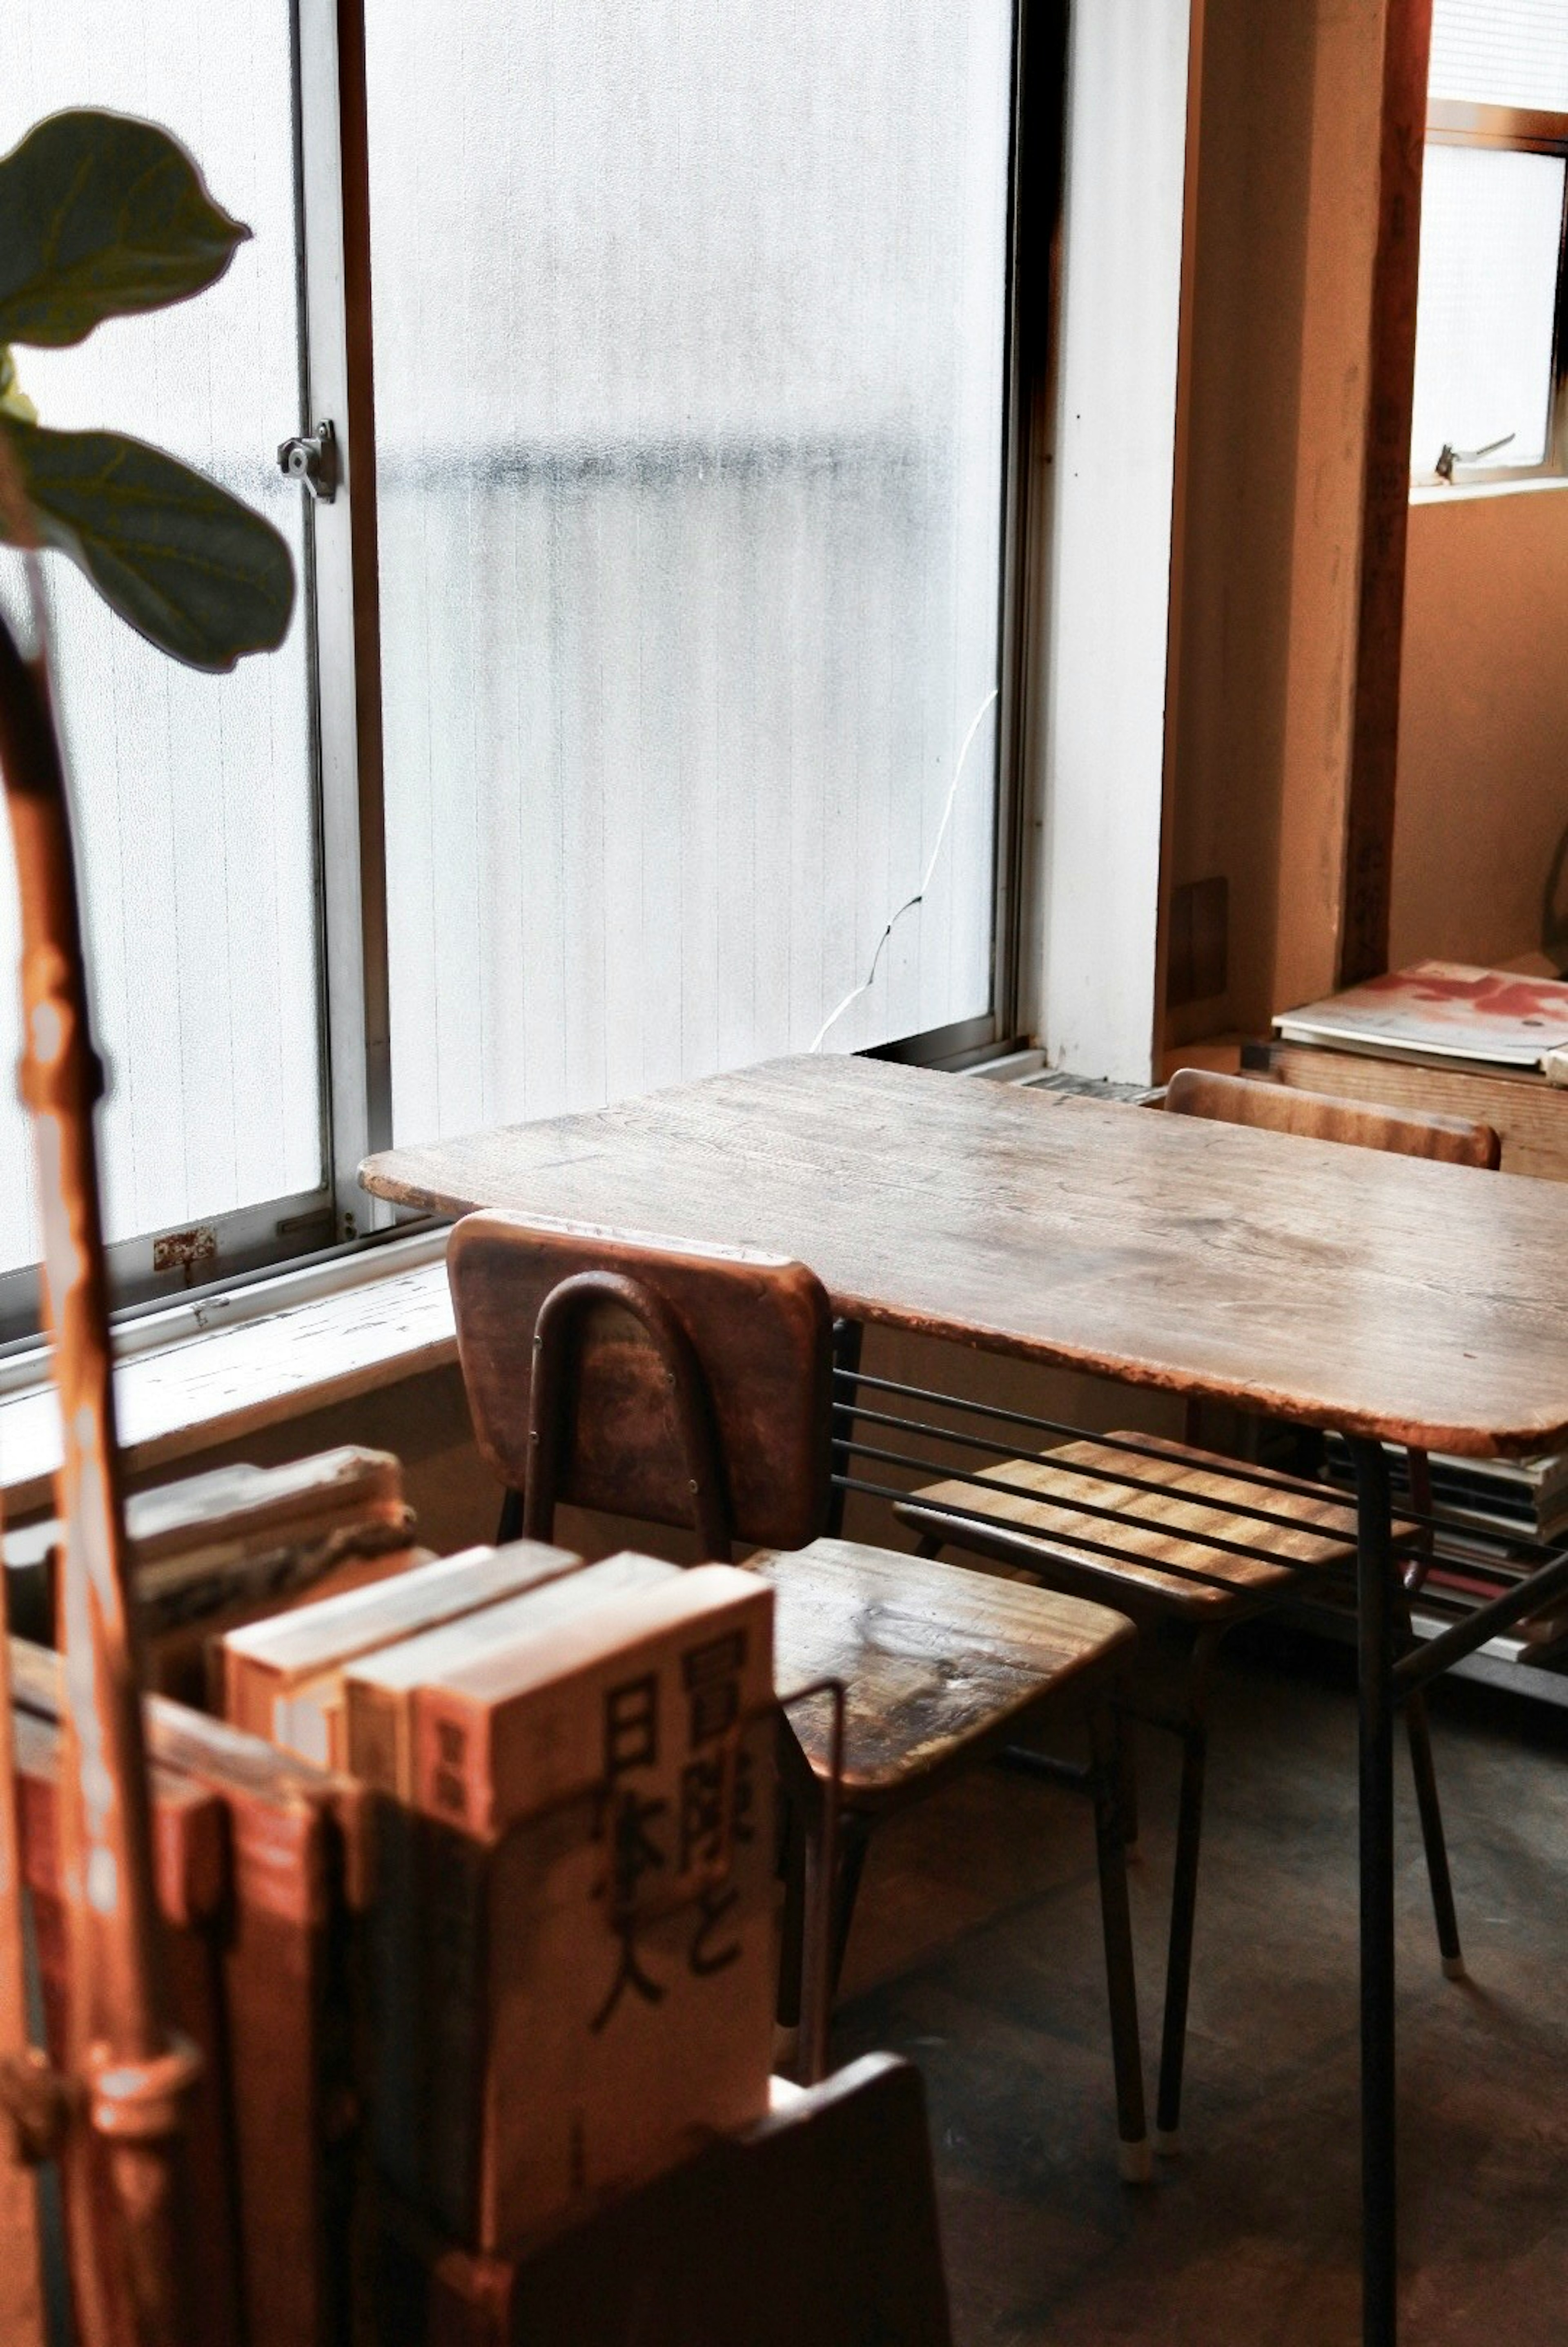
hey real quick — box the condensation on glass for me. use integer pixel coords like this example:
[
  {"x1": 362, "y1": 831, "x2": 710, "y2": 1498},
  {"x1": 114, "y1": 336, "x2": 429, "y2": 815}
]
[
  {"x1": 0, "y1": 5, "x2": 321, "y2": 1274},
  {"x1": 365, "y1": 0, "x2": 1014, "y2": 1145},
  {"x1": 1430, "y1": 0, "x2": 1568, "y2": 113}
]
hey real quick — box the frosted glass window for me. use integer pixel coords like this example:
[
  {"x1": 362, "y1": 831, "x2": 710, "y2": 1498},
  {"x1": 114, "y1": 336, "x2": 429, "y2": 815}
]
[
  {"x1": 0, "y1": 5, "x2": 323, "y2": 1276},
  {"x1": 1410, "y1": 144, "x2": 1565, "y2": 476},
  {"x1": 365, "y1": 0, "x2": 1013, "y2": 1146},
  {"x1": 1430, "y1": 0, "x2": 1568, "y2": 113}
]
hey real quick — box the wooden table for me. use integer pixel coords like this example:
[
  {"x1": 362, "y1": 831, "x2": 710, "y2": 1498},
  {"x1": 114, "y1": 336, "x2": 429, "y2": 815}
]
[{"x1": 363, "y1": 1051, "x2": 1568, "y2": 2347}]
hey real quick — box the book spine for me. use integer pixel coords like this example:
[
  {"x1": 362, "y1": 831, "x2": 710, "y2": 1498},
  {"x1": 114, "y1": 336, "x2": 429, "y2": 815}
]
[
  {"x1": 14, "y1": 1723, "x2": 244, "y2": 2347},
  {"x1": 143, "y1": 1693, "x2": 369, "y2": 2347},
  {"x1": 366, "y1": 1793, "x2": 424, "y2": 2206},
  {"x1": 422, "y1": 1816, "x2": 491, "y2": 2241},
  {"x1": 220, "y1": 1795, "x2": 337, "y2": 2347},
  {"x1": 222, "y1": 1649, "x2": 282, "y2": 1743},
  {"x1": 165, "y1": 1924, "x2": 249, "y2": 2347},
  {"x1": 345, "y1": 1675, "x2": 412, "y2": 1798},
  {"x1": 411, "y1": 1689, "x2": 498, "y2": 1835}
]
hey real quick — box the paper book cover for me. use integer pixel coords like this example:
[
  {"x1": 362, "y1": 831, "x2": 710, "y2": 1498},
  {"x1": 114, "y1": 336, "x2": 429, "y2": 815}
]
[
  {"x1": 132, "y1": 1447, "x2": 415, "y2": 1629},
  {"x1": 1275, "y1": 961, "x2": 1568, "y2": 1070},
  {"x1": 471, "y1": 1709, "x2": 777, "y2": 2251},
  {"x1": 94, "y1": 1448, "x2": 425, "y2": 1711},
  {"x1": 410, "y1": 1564, "x2": 774, "y2": 1838},
  {"x1": 129, "y1": 1445, "x2": 408, "y2": 1566}
]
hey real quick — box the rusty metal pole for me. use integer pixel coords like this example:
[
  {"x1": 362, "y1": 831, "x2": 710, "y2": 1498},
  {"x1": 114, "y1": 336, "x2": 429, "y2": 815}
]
[{"x1": 0, "y1": 609, "x2": 198, "y2": 2347}]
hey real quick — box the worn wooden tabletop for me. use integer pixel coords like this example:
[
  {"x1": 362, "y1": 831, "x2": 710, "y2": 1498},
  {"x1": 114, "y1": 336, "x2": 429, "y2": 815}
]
[{"x1": 360, "y1": 1053, "x2": 1568, "y2": 1457}]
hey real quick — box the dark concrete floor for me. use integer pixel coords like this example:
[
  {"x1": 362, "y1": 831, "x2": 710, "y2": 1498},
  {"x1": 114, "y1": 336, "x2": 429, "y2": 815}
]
[{"x1": 831, "y1": 1624, "x2": 1568, "y2": 2347}]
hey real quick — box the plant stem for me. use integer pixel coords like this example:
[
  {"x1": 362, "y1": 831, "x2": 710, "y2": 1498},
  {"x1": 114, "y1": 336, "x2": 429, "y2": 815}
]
[{"x1": 0, "y1": 612, "x2": 196, "y2": 2347}]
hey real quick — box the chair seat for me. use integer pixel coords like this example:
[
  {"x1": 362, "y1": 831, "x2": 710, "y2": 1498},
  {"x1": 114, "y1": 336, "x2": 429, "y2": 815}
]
[
  {"x1": 895, "y1": 1433, "x2": 1383, "y2": 1622},
  {"x1": 749, "y1": 1536, "x2": 1134, "y2": 1807}
]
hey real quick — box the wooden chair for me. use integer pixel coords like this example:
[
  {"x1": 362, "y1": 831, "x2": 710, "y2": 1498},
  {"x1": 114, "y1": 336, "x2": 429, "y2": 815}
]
[
  {"x1": 446, "y1": 1212, "x2": 1153, "y2": 2179},
  {"x1": 897, "y1": 1068, "x2": 1501, "y2": 2156},
  {"x1": 1160, "y1": 1064, "x2": 1503, "y2": 1166}
]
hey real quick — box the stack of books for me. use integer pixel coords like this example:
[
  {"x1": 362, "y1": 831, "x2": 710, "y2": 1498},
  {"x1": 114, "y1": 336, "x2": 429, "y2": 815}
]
[
  {"x1": 1322, "y1": 1436, "x2": 1568, "y2": 1553},
  {"x1": 5, "y1": 1446, "x2": 423, "y2": 1706},
  {"x1": 223, "y1": 1542, "x2": 779, "y2": 2255},
  {"x1": 221, "y1": 1531, "x2": 583, "y2": 1765},
  {"x1": 10, "y1": 1630, "x2": 375, "y2": 2347},
  {"x1": 1319, "y1": 1437, "x2": 1568, "y2": 1663}
]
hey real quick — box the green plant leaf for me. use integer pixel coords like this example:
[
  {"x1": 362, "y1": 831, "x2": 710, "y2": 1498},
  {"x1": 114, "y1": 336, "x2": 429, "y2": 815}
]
[
  {"x1": 2, "y1": 419, "x2": 294, "y2": 671},
  {"x1": 0, "y1": 110, "x2": 249, "y2": 349}
]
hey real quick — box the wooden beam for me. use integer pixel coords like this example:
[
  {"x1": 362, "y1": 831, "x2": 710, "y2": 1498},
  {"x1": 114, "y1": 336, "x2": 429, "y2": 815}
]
[
  {"x1": 1151, "y1": 0, "x2": 1208, "y2": 1068},
  {"x1": 1339, "y1": 0, "x2": 1434, "y2": 986}
]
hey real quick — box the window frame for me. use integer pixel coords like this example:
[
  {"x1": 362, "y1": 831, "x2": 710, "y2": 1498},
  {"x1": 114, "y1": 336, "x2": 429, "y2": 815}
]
[
  {"x1": 871, "y1": 0, "x2": 1066, "y2": 1075},
  {"x1": 313, "y1": 0, "x2": 1066, "y2": 1097},
  {"x1": 0, "y1": 0, "x2": 398, "y2": 1348},
  {"x1": 0, "y1": 0, "x2": 351, "y2": 1344},
  {"x1": 0, "y1": 0, "x2": 1066, "y2": 1343},
  {"x1": 1413, "y1": 96, "x2": 1568, "y2": 489}
]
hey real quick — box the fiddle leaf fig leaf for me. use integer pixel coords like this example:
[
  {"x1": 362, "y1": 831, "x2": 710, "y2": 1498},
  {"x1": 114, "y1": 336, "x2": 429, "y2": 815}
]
[
  {"x1": 1, "y1": 419, "x2": 294, "y2": 672},
  {"x1": 0, "y1": 110, "x2": 249, "y2": 349}
]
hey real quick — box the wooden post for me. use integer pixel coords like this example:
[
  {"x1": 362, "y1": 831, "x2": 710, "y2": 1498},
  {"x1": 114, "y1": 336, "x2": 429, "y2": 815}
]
[{"x1": 1339, "y1": 0, "x2": 1435, "y2": 987}]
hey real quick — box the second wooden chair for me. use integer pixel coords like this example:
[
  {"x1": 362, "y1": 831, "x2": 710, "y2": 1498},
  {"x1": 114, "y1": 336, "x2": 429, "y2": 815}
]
[
  {"x1": 896, "y1": 1069, "x2": 1500, "y2": 2155},
  {"x1": 446, "y1": 1212, "x2": 1153, "y2": 2178}
]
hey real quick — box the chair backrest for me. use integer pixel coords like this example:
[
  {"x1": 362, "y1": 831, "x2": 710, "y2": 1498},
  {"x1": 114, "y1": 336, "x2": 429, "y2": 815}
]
[
  {"x1": 1163, "y1": 1066, "x2": 1501, "y2": 1169},
  {"x1": 447, "y1": 1212, "x2": 835, "y2": 1553}
]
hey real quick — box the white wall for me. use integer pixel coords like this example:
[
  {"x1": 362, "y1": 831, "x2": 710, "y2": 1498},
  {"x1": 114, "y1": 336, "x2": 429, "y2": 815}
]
[{"x1": 1029, "y1": 0, "x2": 1195, "y2": 1083}]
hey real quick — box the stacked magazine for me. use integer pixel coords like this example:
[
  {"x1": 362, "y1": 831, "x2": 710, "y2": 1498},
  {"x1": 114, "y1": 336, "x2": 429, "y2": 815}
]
[{"x1": 1274, "y1": 961, "x2": 1568, "y2": 1076}]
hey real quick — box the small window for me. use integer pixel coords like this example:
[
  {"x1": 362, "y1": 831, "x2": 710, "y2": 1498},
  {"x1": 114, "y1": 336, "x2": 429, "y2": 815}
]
[{"x1": 1411, "y1": 0, "x2": 1568, "y2": 486}]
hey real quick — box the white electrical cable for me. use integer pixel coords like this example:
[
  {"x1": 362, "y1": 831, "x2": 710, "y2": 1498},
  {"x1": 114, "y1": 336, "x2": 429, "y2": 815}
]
[{"x1": 808, "y1": 684, "x2": 1000, "y2": 1054}]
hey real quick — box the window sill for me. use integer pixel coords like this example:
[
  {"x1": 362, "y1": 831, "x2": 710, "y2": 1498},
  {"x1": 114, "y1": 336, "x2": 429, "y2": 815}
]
[
  {"x1": 0, "y1": 1230, "x2": 457, "y2": 1517},
  {"x1": 1410, "y1": 474, "x2": 1568, "y2": 506}
]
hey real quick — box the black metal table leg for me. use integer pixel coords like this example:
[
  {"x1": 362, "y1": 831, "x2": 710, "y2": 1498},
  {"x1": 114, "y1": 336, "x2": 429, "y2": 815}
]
[
  {"x1": 1155, "y1": 1628, "x2": 1220, "y2": 2157},
  {"x1": 1352, "y1": 1436, "x2": 1398, "y2": 2347}
]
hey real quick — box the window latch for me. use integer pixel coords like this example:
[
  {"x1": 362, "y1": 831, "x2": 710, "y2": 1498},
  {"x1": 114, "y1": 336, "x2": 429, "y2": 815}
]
[
  {"x1": 276, "y1": 419, "x2": 339, "y2": 502},
  {"x1": 1435, "y1": 430, "x2": 1514, "y2": 481}
]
